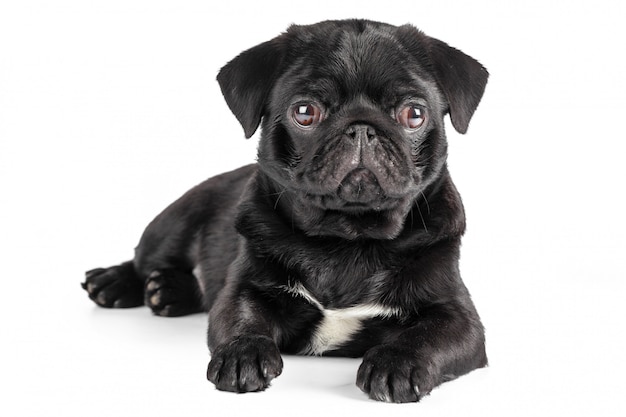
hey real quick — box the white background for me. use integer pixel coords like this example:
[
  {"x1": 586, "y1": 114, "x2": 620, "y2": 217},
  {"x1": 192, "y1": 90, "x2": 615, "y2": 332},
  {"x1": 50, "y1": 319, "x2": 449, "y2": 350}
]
[{"x1": 1, "y1": 1, "x2": 625, "y2": 416}]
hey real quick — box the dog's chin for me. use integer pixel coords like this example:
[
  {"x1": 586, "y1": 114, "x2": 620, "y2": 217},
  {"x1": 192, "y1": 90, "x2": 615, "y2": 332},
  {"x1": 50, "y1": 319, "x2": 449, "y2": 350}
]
[{"x1": 293, "y1": 192, "x2": 414, "y2": 240}]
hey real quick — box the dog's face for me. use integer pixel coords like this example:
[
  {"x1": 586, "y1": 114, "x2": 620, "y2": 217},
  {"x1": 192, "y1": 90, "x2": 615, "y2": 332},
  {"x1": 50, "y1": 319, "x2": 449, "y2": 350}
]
[{"x1": 218, "y1": 20, "x2": 487, "y2": 239}]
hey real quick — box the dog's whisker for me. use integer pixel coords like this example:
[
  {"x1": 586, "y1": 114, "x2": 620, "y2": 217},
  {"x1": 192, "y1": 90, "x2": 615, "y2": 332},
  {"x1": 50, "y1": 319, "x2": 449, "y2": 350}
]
[
  {"x1": 415, "y1": 200, "x2": 429, "y2": 233},
  {"x1": 273, "y1": 189, "x2": 287, "y2": 210},
  {"x1": 420, "y1": 190, "x2": 431, "y2": 215}
]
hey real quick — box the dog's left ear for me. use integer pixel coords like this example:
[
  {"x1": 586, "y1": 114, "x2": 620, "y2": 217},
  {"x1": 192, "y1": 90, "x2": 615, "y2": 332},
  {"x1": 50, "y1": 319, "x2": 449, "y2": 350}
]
[
  {"x1": 398, "y1": 26, "x2": 488, "y2": 134},
  {"x1": 426, "y1": 37, "x2": 488, "y2": 134},
  {"x1": 217, "y1": 36, "x2": 287, "y2": 138}
]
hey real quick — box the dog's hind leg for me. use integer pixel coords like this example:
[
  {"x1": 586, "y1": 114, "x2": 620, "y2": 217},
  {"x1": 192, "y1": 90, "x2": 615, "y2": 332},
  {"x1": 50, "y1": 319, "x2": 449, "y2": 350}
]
[
  {"x1": 82, "y1": 263, "x2": 204, "y2": 316},
  {"x1": 82, "y1": 181, "x2": 211, "y2": 316},
  {"x1": 82, "y1": 166, "x2": 255, "y2": 316},
  {"x1": 81, "y1": 194, "x2": 205, "y2": 316},
  {"x1": 82, "y1": 219, "x2": 205, "y2": 316}
]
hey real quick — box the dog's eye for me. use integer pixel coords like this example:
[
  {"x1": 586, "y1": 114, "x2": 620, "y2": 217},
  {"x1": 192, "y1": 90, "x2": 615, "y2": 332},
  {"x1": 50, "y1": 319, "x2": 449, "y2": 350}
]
[
  {"x1": 293, "y1": 104, "x2": 322, "y2": 128},
  {"x1": 397, "y1": 106, "x2": 426, "y2": 130}
]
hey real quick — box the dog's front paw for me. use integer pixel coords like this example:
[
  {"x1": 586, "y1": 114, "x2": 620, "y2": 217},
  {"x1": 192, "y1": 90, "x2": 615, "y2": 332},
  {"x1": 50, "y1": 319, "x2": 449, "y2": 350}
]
[
  {"x1": 357, "y1": 345, "x2": 436, "y2": 403},
  {"x1": 82, "y1": 262, "x2": 143, "y2": 308},
  {"x1": 207, "y1": 336, "x2": 283, "y2": 393}
]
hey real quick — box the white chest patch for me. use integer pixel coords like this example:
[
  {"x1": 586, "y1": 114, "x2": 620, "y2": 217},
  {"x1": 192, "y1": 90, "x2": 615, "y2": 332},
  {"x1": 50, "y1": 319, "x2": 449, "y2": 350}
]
[{"x1": 283, "y1": 282, "x2": 402, "y2": 355}]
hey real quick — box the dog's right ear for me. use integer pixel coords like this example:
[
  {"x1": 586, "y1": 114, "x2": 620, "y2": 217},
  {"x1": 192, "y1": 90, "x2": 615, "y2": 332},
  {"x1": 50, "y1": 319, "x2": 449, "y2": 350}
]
[{"x1": 217, "y1": 36, "x2": 287, "y2": 139}]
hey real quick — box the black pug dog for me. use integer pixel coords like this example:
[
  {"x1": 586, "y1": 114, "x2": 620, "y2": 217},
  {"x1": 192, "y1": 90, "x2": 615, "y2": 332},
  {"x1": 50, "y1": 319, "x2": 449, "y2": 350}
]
[{"x1": 83, "y1": 19, "x2": 488, "y2": 403}]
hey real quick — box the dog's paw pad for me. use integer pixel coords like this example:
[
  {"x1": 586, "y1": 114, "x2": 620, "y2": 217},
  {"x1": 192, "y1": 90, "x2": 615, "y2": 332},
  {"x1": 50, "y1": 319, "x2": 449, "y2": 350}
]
[{"x1": 82, "y1": 262, "x2": 143, "y2": 308}]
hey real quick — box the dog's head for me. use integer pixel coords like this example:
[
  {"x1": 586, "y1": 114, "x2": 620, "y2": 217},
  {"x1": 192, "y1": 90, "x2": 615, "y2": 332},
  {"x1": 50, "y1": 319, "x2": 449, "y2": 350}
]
[{"x1": 218, "y1": 20, "x2": 487, "y2": 240}]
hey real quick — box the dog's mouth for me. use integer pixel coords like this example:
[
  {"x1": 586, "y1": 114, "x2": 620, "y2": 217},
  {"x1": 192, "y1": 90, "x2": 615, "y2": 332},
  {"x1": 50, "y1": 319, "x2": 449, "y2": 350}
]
[
  {"x1": 337, "y1": 168, "x2": 382, "y2": 203},
  {"x1": 303, "y1": 168, "x2": 405, "y2": 213},
  {"x1": 292, "y1": 123, "x2": 418, "y2": 218},
  {"x1": 295, "y1": 173, "x2": 416, "y2": 240},
  {"x1": 306, "y1": 194, "x2": 401, "y2": 213},
  {"x1": 289, "y1": 161, "x2": 420, "y2": 239}
]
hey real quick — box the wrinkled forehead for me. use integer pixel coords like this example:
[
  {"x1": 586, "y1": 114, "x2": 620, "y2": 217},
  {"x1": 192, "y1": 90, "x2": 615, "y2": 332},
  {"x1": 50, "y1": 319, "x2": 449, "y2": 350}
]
[{"x1": 280, "y1": 26, "x2": 439, "y2": 107}]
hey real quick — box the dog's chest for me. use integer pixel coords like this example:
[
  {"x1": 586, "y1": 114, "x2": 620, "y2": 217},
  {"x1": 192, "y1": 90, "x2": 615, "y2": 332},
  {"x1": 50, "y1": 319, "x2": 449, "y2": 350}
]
[{"x1": 283, "y1": 282, "x2": 402, "y2": 355}]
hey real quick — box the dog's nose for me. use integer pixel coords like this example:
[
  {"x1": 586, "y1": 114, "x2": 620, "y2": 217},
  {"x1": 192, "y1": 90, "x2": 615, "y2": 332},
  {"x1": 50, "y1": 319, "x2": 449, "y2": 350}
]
[{"x1": 345, "y1": 124, "x2": 377, "y2": 143}]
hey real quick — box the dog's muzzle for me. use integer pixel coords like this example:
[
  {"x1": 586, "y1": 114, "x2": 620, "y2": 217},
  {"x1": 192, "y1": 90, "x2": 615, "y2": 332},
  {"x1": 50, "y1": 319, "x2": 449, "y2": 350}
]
[{"x1": 299, "y1": 123, "x2": 412, "y2": 212}]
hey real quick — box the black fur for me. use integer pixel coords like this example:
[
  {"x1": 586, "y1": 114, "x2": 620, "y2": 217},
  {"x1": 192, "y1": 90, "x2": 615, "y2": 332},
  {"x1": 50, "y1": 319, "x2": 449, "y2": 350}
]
[{"x1": 83, "y1": 19, "x2": 488, "y2": 403}]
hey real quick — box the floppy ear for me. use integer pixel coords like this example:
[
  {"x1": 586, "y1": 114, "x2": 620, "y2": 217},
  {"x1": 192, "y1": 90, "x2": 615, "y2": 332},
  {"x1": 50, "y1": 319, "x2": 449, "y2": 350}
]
[
  {"x1": 425, "y1": 37, "x2": 489, "y2": 134},
  {"x1": 397, "y1": 25, "x2": 488, "y2": 134},
  {"x1": 217, "y1": 37, "x2": 287, "y2": 138}
]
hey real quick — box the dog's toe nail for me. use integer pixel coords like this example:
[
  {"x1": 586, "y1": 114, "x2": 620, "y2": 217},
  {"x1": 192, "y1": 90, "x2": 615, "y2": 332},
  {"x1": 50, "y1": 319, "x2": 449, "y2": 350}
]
[{"x1": 146, "y1": 281, "x2": 159, "y2": 291}]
